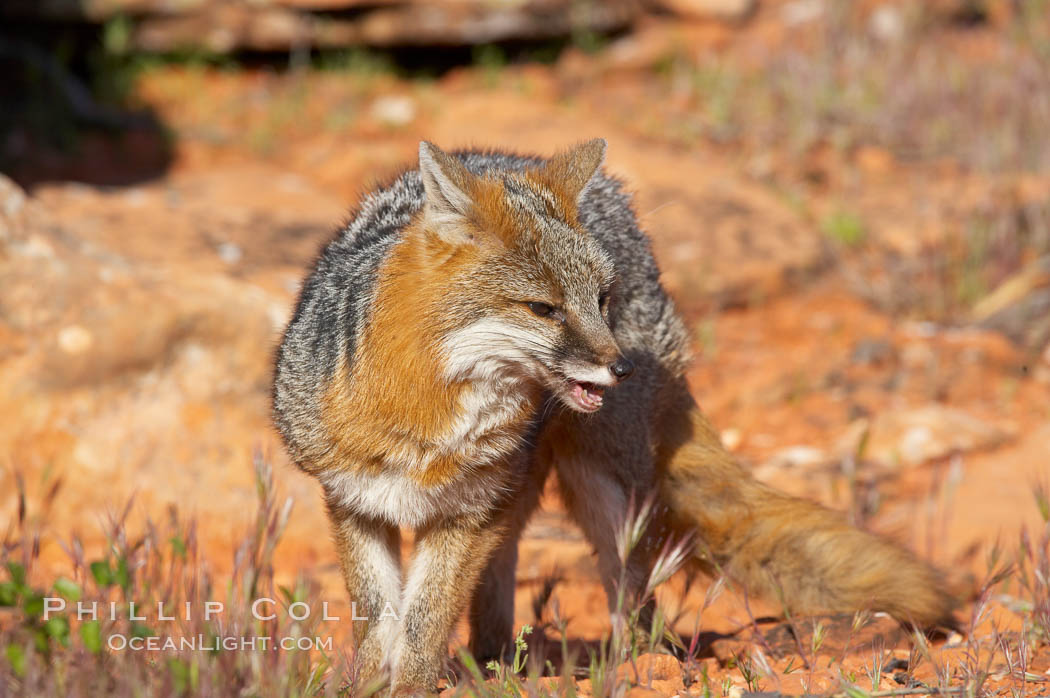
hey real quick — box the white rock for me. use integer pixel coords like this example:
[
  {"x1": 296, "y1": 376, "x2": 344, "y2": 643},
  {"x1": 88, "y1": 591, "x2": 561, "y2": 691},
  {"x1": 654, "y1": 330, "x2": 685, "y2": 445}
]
[
  {"x1": 837, "y1": 406, "x2": 1014, "y2": 468},
  {"x1": 371, "y1": 95, "x2": 417, "y2": 127},
  {"x1": 869, "y1": 5, "x2": 904, "y2": 42},
  {"x1": 720, "y1": 427, "x2": 743, "y2": 451},
  {"x1": 899, "y1": 425, "x2": 935, "y2": 465},
  {"x1": 217, "y1": 241, "x2": 243, "y2": 265},
  {"x1": 58, "y1": 325, "x2": 94, "y2": 355},
  {"x1": 20, "y1": 235, "x2": 56, "y2": 259},
  {"x1": 1, "y1": 178, "x2": 26, "y2": 219},
  {"x1": 765, "y1": 445, "x2": 827, "y2": 470},
  {"x1": 122, "y1": 188, "x2": 148, "y2": 207}
]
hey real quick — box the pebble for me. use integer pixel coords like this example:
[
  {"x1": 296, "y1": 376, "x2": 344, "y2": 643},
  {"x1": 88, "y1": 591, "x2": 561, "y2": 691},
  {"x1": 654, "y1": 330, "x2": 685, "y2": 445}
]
[
  {"x1": 217, "y1": 242, "x2": 243, "y2": 265},
  {"x1": 870, "y1": 5, "x2": 905, "y2": 42},
  {"x1": 720, "y1": 428, "x2": 743, "y2": 451},
  {"x1": 58, "y1": 325, "x2": 93, "y2": 355},
  {"x1": 371, "y1": 95, "x2": 417, "y2": 127}
]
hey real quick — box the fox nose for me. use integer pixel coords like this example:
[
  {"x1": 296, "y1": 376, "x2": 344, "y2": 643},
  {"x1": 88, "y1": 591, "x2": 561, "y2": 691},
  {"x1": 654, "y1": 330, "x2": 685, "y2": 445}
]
[{"x1": 609, "y1": 357, "x2": 635, "y2": 381}]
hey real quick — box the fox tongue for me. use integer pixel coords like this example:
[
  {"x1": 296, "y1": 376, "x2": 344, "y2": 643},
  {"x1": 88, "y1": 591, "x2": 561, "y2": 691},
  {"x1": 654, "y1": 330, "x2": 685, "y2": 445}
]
[{"x1": 571, "y1": 382, "x2": 605, "y2": 410}]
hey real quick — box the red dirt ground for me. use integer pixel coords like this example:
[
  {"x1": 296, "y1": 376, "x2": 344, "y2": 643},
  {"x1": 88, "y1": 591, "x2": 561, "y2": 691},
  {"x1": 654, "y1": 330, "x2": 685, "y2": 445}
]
[{"x1": 3, "y1": 5, "x2": 1049, "y2": 695}]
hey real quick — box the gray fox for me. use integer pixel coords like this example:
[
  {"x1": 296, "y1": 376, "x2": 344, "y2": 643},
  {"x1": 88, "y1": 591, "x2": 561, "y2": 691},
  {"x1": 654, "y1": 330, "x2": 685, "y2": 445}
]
[{"x1": 272, "y1": 140, "x2": 956, "y2": 694}]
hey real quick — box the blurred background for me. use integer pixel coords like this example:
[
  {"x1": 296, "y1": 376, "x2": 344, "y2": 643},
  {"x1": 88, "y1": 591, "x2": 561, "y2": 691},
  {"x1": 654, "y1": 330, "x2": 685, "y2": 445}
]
[{"x1": 1, "y1": 0, "x2": 1049, "y2": 688}]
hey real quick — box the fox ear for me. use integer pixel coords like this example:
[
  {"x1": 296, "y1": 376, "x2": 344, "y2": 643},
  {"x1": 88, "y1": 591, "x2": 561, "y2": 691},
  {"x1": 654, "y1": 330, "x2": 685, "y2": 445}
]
[
  {"x1": 419, "y1": 141, "x2": 475, "y2": 226},
  {"x1": 544, "y1": 138, "x2": 607, "y2": 203}
]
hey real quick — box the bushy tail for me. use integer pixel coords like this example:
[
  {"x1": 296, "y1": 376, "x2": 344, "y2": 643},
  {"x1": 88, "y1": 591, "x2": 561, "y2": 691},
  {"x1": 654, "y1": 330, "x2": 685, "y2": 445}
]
[{"x1": 655, "y1": 391, "x2": 957, "y2": 628}]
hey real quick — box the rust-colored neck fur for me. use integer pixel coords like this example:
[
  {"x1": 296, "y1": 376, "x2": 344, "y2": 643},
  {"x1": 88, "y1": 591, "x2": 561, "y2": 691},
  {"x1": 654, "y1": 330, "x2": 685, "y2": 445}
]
[
  {"x1": 321, "y1": 222, "x2": 469, "y2": 473},
  {"x1": 319, "y1": 208, "x2": 537, "y2": 486}
]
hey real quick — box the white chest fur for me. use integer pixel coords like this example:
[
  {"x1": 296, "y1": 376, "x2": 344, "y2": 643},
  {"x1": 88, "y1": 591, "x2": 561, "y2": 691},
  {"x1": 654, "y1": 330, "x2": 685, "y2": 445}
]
[
  {"x1": 322, "y1": 320, "x2": 539, "y2": 527},
  {"x1": 319, "y1": 464, "x2": 513, "y2": 528}
]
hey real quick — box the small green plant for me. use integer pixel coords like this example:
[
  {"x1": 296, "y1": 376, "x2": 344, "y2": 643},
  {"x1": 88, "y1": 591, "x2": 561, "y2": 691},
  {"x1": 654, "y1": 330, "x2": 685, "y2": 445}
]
[
  {"x1": 486, "y1": 624, "x2": 531, "y2": 690},
  {"x1": 696, "y1": 661, "x2": 714, "y2": 697},
  {"x1": 472, "y1": 44, "x2": 507, "y2": 87},
  {"x1": 0, "y1": 561, "x2": 75, "y2": 676},
  {"x1": 822, "y1": 210, "x2": 867, "y2": 247},
  {"x1": 734, "y1": 651, "x2": 761, "y2": 691},
  {"x1": 955, "y1": 219, "x2": 991, "y2": 308},
  {"x1": 89, "y1": 15, "x2": 138, "y2": 107},
  {"x1": 866, "y1": 637, "x2": 885, "y2": 691},
  {"x1": 571, "y1": 28, "x2": 607, "y2": 55},
  {"x1": 811, "y1": 619, "x2": 828, "y2": 655},
  {"x1": 690, "y1": 64, "x2": 740, "y2": 141},
  {"x1": 315, "y1": 47, "x2": 396, "y2": 78}
]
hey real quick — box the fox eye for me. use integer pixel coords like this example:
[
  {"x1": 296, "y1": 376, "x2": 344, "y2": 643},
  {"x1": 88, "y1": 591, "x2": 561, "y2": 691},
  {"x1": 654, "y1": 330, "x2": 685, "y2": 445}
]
[{"x1": 526, "y1": 301, "x2": 555, "y2": 318}]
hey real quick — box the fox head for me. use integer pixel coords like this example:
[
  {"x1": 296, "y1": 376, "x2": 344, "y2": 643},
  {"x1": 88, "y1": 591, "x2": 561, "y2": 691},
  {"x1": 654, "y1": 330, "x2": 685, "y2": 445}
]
[{"x1": 413, "y1": 139, "x2": 634, "y2": 413}]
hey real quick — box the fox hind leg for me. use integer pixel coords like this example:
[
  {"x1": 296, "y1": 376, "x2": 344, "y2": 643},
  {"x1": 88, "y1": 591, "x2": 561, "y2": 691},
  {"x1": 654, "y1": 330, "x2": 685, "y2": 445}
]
[
  {"x1": 468, "y1": 457, "x2": 549, "y2": 666},
  {"x1": 467, "y1": 529, "x2": 520, "y2": 666},
  {"x1": 541, "y1": 389, "x2": 666, "y2": 626}
]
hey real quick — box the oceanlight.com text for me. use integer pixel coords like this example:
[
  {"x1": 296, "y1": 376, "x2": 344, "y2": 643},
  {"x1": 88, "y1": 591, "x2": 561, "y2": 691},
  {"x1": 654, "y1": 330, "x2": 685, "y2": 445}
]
[{"x1": 106, "y1": 634, "x2": 334, "y2": 652}]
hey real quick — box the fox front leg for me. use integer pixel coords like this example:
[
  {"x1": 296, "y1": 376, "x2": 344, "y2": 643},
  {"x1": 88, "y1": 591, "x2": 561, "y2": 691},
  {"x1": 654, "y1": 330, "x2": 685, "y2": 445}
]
[
  {"x1": 326, "y1": 501, "x2": 403, "y2": 691},
  {"x1": 392, "y1": 514, "x2": 508, "y2": 696}
]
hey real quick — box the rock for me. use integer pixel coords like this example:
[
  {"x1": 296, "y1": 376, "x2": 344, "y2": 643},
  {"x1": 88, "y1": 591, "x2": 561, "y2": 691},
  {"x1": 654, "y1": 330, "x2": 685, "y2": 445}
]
[
  {"x1": 0, "y1": 174, "x2": 36, "y2": 248},
  {"x1": 854, "y1": 145, "x2": 896, "y2": 175},
  {"x1": 617, "y1": 653, "x2": 683, "y2": 684},
  {"x1": 899, "y1": 341, "x2": 936, "y2": 370},
  {"x1": 371, "y1": 95, "x2": 417, "y2": 127},
  {"x1": 623, "y1": 688, "x2": 663, "y2": 698},
  {"x1": 216, "y1": 241, "x2": 243, "y2": 265},
  {"x1": 836, "y1": 406, "x2": 1014, "y2": 468},
  {"x1": 720, "y1": 427, "x2": 743, "y2": 451},
  {"x1": 13, "y1": 0, "x2": 642, "y2": 51},
  {"x1": 534, "y1": 677, "x2": 575, "y2": 694},
  {"x1": 781, "y1": 0, "x2": 823, "y2": 25},
  {"x1": 603, "y1": 24, "x2": 683, "y2": 72},
  {"x1": 1037, "y1": 345, "x2": 1050, "y2": 384},
  {"x1": 0, "y1": 175, "x2": 26, "y2": 224},
  {"x1": 57, "y1": 325, "x2": 93, "y2": 355},
  {"x1": 762, "y1": 445, "x2": 827, "y2": 471},
  {"x1": 869, "y1": 4, "x2": 905, "y2": 42},
  {"x1": 851, "y1": 337, "x2": 895, "y2": 365},
  {"x1": 651, "y1": 0, "x2": 756, "y2": 21},
  {"x1": 631, "y1": 176, "x2": 826, "y2": 310}
]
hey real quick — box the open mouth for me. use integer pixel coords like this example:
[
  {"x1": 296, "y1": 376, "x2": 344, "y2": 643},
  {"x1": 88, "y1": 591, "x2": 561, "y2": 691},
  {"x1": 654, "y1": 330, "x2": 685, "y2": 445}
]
[{"x1": 569, "y1": 381, "x2": 605, "y2": 412}]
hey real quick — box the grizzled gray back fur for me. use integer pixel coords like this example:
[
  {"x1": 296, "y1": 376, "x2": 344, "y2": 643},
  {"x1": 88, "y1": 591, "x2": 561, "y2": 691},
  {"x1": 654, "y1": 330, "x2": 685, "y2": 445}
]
[{"x1": 273, "y1": 149, "x2": 689, "y2": 467}]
